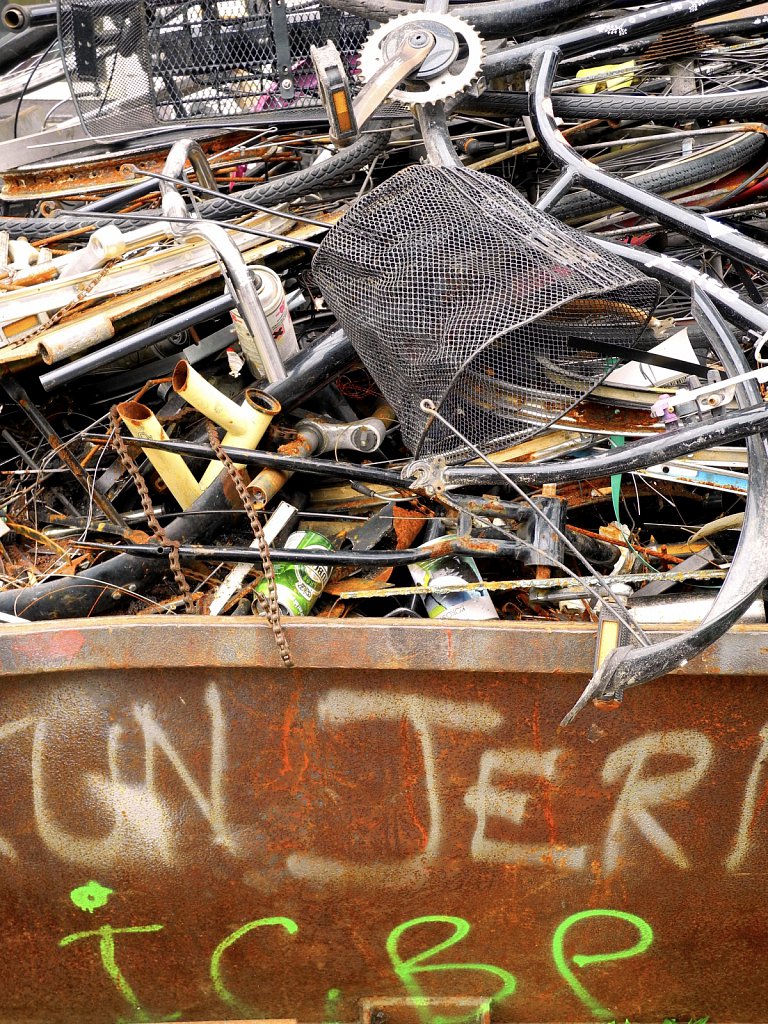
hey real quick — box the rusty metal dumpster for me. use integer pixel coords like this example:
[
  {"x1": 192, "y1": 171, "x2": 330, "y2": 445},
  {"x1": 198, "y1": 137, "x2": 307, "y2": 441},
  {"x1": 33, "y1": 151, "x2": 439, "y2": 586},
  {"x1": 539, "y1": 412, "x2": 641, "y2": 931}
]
[{"x1": 0, "y1": 616, "x2": 765, "y2": 1024}]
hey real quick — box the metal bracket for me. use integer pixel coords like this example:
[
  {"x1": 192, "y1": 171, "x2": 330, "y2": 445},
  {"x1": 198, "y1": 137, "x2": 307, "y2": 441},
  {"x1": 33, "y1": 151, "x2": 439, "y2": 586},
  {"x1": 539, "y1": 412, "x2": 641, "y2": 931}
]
[
  {"x1": 403, "y1": 454, "x2": 448, "y2": 496},
  {"x1": 270, "y1": 0, "x2": 295, "y2": 100},
  {"x1": 72, "y1": 4, "x2": 98, "y2": 81},
  {"x1": 651, "y1": 365, "x2": 768, "y2": 420}
]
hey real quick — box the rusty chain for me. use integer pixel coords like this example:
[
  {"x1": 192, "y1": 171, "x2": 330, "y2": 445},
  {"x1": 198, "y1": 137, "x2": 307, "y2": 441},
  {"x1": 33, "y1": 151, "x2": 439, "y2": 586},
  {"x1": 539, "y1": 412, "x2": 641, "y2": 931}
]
[
  {"x1": 206, "y1": 421, "x2": 294, "y2": 667},
  {"x1": 108, "y1": 407, "x2": 195, "y2": 613},
  {"x1": 13, "y1": 259, "x2": 118, "y2": 348}
]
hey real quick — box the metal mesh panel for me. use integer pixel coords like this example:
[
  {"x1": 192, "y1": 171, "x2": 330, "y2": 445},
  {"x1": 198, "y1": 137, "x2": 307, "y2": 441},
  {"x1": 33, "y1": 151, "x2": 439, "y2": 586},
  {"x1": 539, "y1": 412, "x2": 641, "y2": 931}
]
[
  {"x1": 58, "y1": 0, "x2": 369, "y2": 135},
  {"x1": 313, "y1": 164, "x2": 660, "y2": 463}
]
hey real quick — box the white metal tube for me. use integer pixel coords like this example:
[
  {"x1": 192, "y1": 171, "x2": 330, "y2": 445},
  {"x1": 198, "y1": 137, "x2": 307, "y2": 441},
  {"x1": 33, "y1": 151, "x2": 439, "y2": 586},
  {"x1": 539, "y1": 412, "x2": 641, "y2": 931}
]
[{"x1": 38, "y1": 314, "x2": 115, "y2": 364}]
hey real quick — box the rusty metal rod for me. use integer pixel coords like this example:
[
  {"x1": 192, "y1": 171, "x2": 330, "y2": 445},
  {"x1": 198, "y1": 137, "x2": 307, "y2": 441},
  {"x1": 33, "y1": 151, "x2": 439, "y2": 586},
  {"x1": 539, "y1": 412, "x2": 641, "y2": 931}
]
[{"x1": 78, "y1": 535, "x2": 530, "y2": 566}]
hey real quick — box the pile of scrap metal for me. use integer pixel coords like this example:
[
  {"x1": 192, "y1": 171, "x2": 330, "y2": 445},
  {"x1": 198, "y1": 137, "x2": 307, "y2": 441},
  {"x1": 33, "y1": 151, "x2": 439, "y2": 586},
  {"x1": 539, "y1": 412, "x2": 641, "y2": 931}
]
[{"x1": 1, "y1": 0, "x2": 768, "y2": 720}]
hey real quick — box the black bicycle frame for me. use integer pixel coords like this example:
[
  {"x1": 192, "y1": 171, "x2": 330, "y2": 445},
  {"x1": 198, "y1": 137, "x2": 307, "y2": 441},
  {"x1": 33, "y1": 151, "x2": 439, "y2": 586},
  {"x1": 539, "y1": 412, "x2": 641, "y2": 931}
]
[
  {"x1": 530, "y1": 46, "x2": 768, "y2": 277},
  {"x1": 562, "y1": 287, "x2": 768, "y2": 723}
]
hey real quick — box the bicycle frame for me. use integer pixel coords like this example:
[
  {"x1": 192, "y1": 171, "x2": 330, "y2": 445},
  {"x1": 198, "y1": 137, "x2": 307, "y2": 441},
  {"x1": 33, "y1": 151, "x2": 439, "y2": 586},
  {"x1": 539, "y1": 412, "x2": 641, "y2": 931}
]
[
  {"x1": 562, "y1": 287, "x2": 768, "y2": 723},
  {"x1": 529, "y1": 47, "x2": 768, "y2": 278}
]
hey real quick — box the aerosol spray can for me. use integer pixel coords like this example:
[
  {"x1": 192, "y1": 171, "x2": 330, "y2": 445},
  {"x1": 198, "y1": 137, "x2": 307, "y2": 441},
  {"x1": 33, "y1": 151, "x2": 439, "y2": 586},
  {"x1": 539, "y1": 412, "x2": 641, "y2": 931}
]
[
  {"x1": 409, "y1": 521, "x2": 498, "y2": 621},
  {"x1": 254, "y1": 530, "x2": 334, "y2": 616},
  {"x1": 231, "y1": 266, "x2": 299, "y2": 372}
]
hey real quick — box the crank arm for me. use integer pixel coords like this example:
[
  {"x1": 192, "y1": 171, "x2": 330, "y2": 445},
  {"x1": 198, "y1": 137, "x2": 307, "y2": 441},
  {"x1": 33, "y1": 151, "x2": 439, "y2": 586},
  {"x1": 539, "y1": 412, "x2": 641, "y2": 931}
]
[{"x1": 311, "y1": 32, "x2": 435, "y2": 146}]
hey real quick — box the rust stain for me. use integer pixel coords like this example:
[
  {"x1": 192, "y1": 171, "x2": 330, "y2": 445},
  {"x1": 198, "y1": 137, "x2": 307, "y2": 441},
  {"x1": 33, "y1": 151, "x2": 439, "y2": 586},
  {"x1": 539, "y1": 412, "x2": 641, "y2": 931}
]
[
  {"x1": 532, "y1": 702, "x2": 558, "y2": 849},
  {"x1": 0, "y1": 620, "x2": 765, "y2": 1021},
  {"x1": 11, "y1": 627, "x2": 83, "y2": 662},
  {"x1": 400, "y1": 716, "x2": 429, "y2": 852},
  {"x1": 280, "y1": 690, "x2": 300, "y2": 777}
]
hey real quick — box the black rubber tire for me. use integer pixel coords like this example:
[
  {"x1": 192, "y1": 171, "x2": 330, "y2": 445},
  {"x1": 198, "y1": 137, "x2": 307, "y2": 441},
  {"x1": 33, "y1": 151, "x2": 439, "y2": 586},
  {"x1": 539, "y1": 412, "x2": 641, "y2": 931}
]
[
  {"x1": 322, "y1": 0, "x2": 632, "y2": 36},
  {"x1": 461, "y1": 87, "x2": 768, "y2": 122},
  {"x1": 0, "y1": 120, "x2": 392, "y2": 241},
  {"x1": 553, "y1": 129, "x2": 766, "y2": 223}
]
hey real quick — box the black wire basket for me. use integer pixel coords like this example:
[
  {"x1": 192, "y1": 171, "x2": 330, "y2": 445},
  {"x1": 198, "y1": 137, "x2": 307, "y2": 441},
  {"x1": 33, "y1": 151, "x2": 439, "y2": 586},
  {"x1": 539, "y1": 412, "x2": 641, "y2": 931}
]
[
  {"x1": 313, "y1": 164, "x2": 660, "y2": 463},
  {"x1": 58, "y1": 0, "x2": 369, "y2": 136}
]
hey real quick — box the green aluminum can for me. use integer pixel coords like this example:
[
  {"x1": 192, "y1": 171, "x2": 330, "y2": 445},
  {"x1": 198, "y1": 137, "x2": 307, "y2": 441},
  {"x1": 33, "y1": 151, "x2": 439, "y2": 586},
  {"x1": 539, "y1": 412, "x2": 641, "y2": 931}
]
[{"x1": 255, "y1": 530, "x2": 334, "y2": 616}]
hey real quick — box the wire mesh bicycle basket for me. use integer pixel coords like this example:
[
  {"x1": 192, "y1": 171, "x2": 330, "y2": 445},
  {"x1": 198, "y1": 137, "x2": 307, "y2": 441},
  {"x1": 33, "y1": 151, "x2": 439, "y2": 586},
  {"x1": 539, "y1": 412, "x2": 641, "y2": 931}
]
[
  {"x1": 313, "y1": 164, "x2": 660, "y2": 463},
  {"x1": 58, "y1": 0, "x2": 369, "y2": 136}
]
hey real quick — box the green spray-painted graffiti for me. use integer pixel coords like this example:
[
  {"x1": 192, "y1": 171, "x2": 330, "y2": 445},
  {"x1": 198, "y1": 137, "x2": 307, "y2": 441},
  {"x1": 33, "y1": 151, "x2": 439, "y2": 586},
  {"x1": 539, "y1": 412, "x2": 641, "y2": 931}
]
[
  {"x1": 69, "y1": 881, "x2": 113, "y2": 914},
  {"x1": 59, "y1": 890, "x2": 655, "y2": 1022},
  {"x1": 386, "y1": 915, "x2": 517, "y2": 1024},
  {"x1": 210, "y1": 916, "x2": 299, "y2": 1015},
  {"x1": 325, "y1": 986, "x2": 342, "y2": 1024},
  {"x1": 61, "y1": 882, "x2": 180, "y2": 1024},
  {"x1": 59, "y1": 925, "x2": 181, "y2": 1024},
  {"x1": 552, "y1": 909, "x2": 655, "y2": 1019}
]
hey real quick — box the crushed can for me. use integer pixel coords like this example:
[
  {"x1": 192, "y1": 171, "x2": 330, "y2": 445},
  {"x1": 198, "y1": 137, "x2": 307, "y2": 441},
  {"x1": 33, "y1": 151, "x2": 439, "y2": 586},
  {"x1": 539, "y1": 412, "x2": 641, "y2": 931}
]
[
  {"x1": 409, "y1": 520, "x2": 498, "y2": 621},
  {"x1": 254, "y1": 530, "x2": 334, "y2": 616}
]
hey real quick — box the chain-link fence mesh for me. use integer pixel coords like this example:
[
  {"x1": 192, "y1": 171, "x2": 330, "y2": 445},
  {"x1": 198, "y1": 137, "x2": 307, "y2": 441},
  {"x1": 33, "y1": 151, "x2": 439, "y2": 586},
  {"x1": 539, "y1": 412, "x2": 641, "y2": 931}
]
[
  {"x1": 314, "y1": 164, "x2": 660, "y2": 463},
  {"x1": 58, "y1": 0, "x2": 368, "y2": 135}
]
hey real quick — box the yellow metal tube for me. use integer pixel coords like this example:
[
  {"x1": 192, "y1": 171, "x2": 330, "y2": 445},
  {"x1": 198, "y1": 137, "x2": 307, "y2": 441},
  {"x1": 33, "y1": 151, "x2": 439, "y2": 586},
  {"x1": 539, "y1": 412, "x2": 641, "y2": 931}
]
[
  {"x1": 116, "y1": 401, "x2": 203, "y2": 510},
  {"x1": 172, "y1": 360, "x2": 281, "y2": 489}
]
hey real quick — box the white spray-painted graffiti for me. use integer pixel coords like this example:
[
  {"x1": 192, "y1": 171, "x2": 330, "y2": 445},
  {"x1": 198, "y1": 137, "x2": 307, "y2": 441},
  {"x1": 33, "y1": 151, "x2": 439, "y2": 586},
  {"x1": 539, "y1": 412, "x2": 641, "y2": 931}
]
[{"x1": 0, "y1": 684, "x2": 764, "y2": 877}]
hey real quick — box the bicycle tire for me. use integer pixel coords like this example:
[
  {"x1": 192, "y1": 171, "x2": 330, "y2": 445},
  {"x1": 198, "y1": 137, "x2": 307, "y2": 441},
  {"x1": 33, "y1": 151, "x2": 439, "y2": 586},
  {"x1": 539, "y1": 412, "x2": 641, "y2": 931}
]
[
  {"x1": 553, "y1": 129, "x2": 765, "y2": 222},
  {"x1": 0, "y1": 121, "x2": 392, "y2": 241},
  {"x1": 460, "y1": 86, "x2": 768, "y2": 121},
  {"x1": 320, "y1": 0, "x2": 631, "y2": 36}
]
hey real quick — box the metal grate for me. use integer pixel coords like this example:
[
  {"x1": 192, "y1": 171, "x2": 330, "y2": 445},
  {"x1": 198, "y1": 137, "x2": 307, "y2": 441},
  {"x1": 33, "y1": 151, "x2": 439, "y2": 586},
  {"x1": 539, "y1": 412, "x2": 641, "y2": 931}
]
[
  {"x1": 58, "y1": 0, "x2": 369, "y2": 136},
  {"x1": 313, "y1": 164, "x2": 660, "y2": 463}
]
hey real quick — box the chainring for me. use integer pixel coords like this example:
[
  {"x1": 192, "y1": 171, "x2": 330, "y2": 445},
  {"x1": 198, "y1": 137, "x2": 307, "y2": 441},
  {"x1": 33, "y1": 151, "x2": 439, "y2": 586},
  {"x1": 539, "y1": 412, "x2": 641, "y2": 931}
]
[{"x1": 358, "y1": 11, "x2": 485, "y2": 107}]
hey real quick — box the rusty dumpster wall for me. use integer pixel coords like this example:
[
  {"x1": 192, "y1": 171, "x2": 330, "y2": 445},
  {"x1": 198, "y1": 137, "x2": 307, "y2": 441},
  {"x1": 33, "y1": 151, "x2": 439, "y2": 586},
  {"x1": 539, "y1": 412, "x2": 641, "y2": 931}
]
[{"x1": 0, "y1": 618, "x2": 766, "y2": 1024}]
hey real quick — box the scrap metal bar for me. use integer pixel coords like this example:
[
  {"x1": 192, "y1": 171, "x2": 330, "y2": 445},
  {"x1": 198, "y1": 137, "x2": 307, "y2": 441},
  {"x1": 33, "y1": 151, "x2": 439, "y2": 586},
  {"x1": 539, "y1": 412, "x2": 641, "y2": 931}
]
[{"x1": 333, "y1": 568, "x2": 729, "y2": 601}]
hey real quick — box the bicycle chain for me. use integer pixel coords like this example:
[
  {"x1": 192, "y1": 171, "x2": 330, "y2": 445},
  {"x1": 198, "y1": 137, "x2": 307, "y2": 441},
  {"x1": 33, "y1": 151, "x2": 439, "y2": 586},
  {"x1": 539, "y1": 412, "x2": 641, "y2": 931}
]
[
  {"x1": 108, "y1": 407, "x2": 195, "y2": 613},
  {"x1": 206, "y1": 421, "x2": 294, "y2": 667},
  {"x1": 13, "y1": 259, "x2": 118, "y2": 348}
]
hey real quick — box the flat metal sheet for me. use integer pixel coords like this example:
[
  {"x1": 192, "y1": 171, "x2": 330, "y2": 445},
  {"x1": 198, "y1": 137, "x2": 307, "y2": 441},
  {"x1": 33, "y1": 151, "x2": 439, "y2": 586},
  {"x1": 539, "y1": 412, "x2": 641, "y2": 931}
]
[{"x1": 0, "y1": 618, "x2": 765, "y2": 1023}]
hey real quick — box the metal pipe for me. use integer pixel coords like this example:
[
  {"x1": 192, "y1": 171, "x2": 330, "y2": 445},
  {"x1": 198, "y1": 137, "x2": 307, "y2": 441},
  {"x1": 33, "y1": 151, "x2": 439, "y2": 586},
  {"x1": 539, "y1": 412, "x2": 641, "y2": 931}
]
[
  {"x1": 79, "y1": 535, "x2": 530, "y2": 567},
  {"x1": 171, "y1": 220, "x2": 286, "y2": 382},
  {"x1": 529, "y1": 47, "x2": 768, "y2": 275},
  {"x1": 39, "y1": 293, "x2": 235, "y2": 392},
  {"x1": 160, "y1": 139, "x2": 219, "y2": 198},
  {"x1": 38, "y1": 314, "x2": 115, "y2": 365},
  {"x1": 248, "y1": 433, "x2": 315, "y2": 509},
  {"x1": 171, "y1": 361, "x2": 281, "y2": 489},
  {"x1": 156, "y1": 140, "x2": 285, "y2": 382},
  {"x1": 1, "y1": 4, "x2": 56, "y2": 29},
  {"x1": 81, "y1": 433, "x2": 407, "y2": 487},
  {"x1": 416, "y1": 103, "x2": 462, "y2": 168},
  {"x1": 78, "y1": 179, "x2": 159, "y2": 215},
  {"x1": 116, "y1": 401, "x2": 203, "y2": 510}
]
